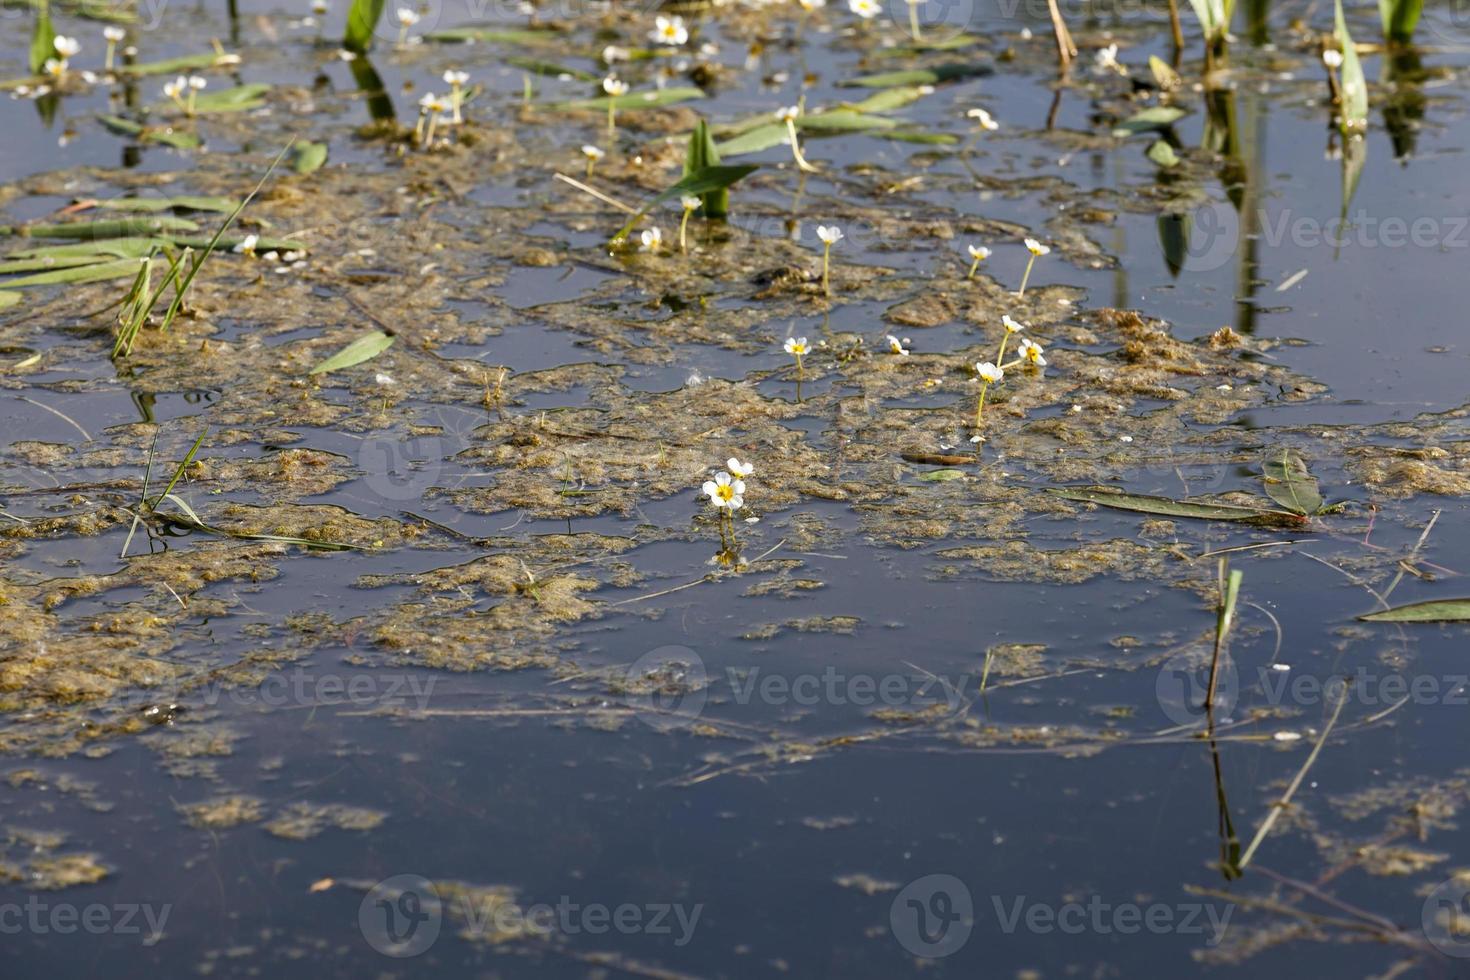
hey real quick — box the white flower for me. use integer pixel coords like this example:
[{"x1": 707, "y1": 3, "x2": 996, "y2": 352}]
[
  {"x1": 727, "y1": 458, "x2": 754, "y2": 478},
  {"x1": 375, "y1": 372, "x2": 395, "y2": 385},
  {"x1": 603, "y1": 76, "x2": 629, "y2": 97},
  {"x1": 1024, "y1": 237, "x2": 1050, "y2": 256},
  {"x1": 967, "y1": 108, "x2": 998, "y2": 130},
  {"x1": 1002, "y1": 314, "x2": 1024, "y2": 334},
  {"x1": 817, "y1": 225, "x2": 843, "y2": 245},
  {"x1": 680, "y1": 195, "x2": 702, "y2": 212},
  {"x1": 396, "y1": 7, "x2": 420, "y2": 25},
  {"x1": 703, "y1": 471, "x2": 745, "y2": 510},
  {"x1": 775, "y1": 104, "x2": 800, "y2": 123},
  {"x1": 53, "y1": 36, "x2": 81, "y2": 58},
  {"x1": 103, "y1": 26, "x2": 126, "y2": 42},
  {"x1": 602, "y1": 44, "x2": 630, "y2": 63},
  {"x1": 652, "y1": 14, "x2": 689, "y2": 45},
  {"x1": 581, "y1": 144, "x2": 605, "y2": 161},
  {"x1": 798, "y1": 0, "x2": 826, "y2": 9},
  {"x1": 886, "y1": 335, "x2": 910, "y2": 355},
  {"x1": 640, "y1": 227, "x2": 663, "y2": 251},
  {"x1": 967, "y1": 245, "x2": 991, "y2": 261},
  {"x1": 418, "y1": 91, "x2": 446, "y2": 112},
  {"x1": 849, "y1": 0, "x2": 881, "y2": 17},
  {"x1": 187, "y1": 75, "x2": 207, "y2": 90},
  {"x1": 1322, "y1": 48, "x2": 1344, "y2": 68},
  {"x1": 976, "y1": 361, "x2": 1004, "y2": 384},
  {"x1": 443, "y1": 69, "x2": 469, "y2": 86},
  {"x1": 163, "y1": 76, "x2": 185, "y2": 99},
  {"x1": 43, "y1": 59, "x2": 63, "y2": 76},
  {"x1": 784, "y1": 337, "x2": 810, "y2": 356},
  {"x1": 233, "y1": 234, "x2": 259, "y2": 256},
  {"x1": 1094, "y1": 43, "x2": 1125, "y2": 74},
  {"x1": 1018, "y1": 338, "x2": 1046, "y2": 366}
]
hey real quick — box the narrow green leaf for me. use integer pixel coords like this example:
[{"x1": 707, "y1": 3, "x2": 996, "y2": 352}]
[
  {"x1": 1360, "y1": 599, "x2": 1470, "y2": 622},
  {"x1": 113, "y1": 53, "x2": 228, "y2": 77},
  {"x1": 1048, "y1": 486, "x2": 1308, "y2": 528},
  {"x1": 1336, "y1": 0, "x2": 1369, "y2": 134},
  {"x1": 507, "y1": 57, "x2": 598, "y2": 81},
  {"x1": 547, "y1": 86, "x2": 705, "y2": 111},
  {"x1": 6, "y1": 216, "x2": 199, "y2": 240},
  {"x1": 1113, "y1": 106, "x2": 1188, "y2": 137},
  {"x1": 99, "y1": 115, "x2": 203, "y2": 149},
  {"x1": 425, "y1": 26, "x2": 564, "y2": 44},
  {"x1": 684, "y1": 118, "x2": 728, "y2": 218},
  {"x1": 95, "y1": 196, "x2": 240, "y2": 214},
  {"x1": 838, "y1": 62, "x2": 993, "y2": 88},
  {"x1": 30, "y1": 0, "x2": 56, "y2": 77},
  {"x1": 309, "y1": 330, "x2": 395, "y2": 374},
  {"x1": 1, "y1": 256, "x2": 145, "y2": 287},
  {"x1": 609, "y1": 165, "x2": 757, "y2": 245},
  {"x1": 0, "y1": 290, "x2": 21, "y2": 309},
  {"x1": 344, "y1": 0, "x2": 384, "y2": 54}
]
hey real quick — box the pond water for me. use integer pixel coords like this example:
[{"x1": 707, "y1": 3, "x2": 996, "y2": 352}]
[{"x1": 4, "y1": 0, "x2": 1470, "y2": 976}]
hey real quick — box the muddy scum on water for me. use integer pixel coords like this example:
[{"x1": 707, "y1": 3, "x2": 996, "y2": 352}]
[{"x1": 3, "y1": 0, "x2": 1470, "y2": 975}]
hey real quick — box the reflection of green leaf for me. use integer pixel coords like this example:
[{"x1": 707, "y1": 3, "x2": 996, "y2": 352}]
[
  {"x1": 1262, "y1": 449, "x2": 1323, "y2": 516},
  {"x1": 426, "y1": 26, "x2": 564, "y2": 44},
  {"x1": 1048, "y1": 486, "x2": 1308, "y2": 528},
  {"x1": 1361, "y1": 599, "x2": 1470, "y2": 622},
  {"x1": 310, "y1": 330, "x2": 394, "y2": 374},
  {"x1": 1157, "y1": 212, "x2": 1190, "y2": 278},
  {"x1": 343, "y1": 0, "x2": 384, "y2": 54},
  {"x1": 610, "y1": 165, "x2": 757, "y2": 245},
  {"x1": 30, "y1": 0, "x2": 56, "y2": 77},
  {"x1": 1113, "y1": 106, "x2": 1188, "y2": 137},
  {"x1": 347, "y1": 56, "x2": 395, "y2": 123},
  {"x1": 547, "y1": 87, "x2": 705, "y2": 111},
  {"x1": 507, "y1": 57, "x2": 598, "y2": 81},
  {"x1": 838, "y1": 62, "x2": 993, "y2": 87}
]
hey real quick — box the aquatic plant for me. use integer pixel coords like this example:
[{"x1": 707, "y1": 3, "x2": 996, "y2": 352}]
[
  {"x1": 702, "y1": 466, "x2": 747, "y2": 542},
  {"x1": 395, "y1": 6, "x2": 419, "y2": 46},
  {"x1": 102, "y1": 26, "x2": 123, "y2": 72},
  {"x1": 343, "y1": 0, "x2": 382, "y2": 53},
  {"x1": 848, "y1": 0, "x2": 880, "y2": 20},
  {"x1": 442, "y1": 69, "x2": 468, "y2": 124},
  {"x1": 1185, "y1": 0, "x2": 1235, "y2": 68},
  {"x1": 885, "y1": 335, "x2": 910, "y2": 355},
  {"x1": 581, "y1": 144, "x2": 604, "y2": 178},
  {"x1": 784, "y1": 336, "x2": 809, "y2": 378},
  {"x1": 967, "y1": 108, "x2": 998, "y2": 131},
  {"x1": 966, "y1": 244, "x2": 991, "y2": 279},
  {"x1": 776, "y1": 105, "x2": 819, "y2": 172},
  {"x1": 973, "y1": 361, "x2": 1003, "y2": 429},
  {"x1": 29, "y1": 0, "x2": 55, "y2": 76},
  {"x1": 639, "y1": 227, "x2": 663, "y2": 252},
  {"x1": 1018, "y1": 238, "x2": 1049, "y2": 297},
  {"x1": 1379, "y1": 0, "x2": 1423, "y2": 43},
  {"x1": 651, "y1": 15, "x2": 689, "y2": 46},
  {"x1": 678, "y1": 196, "x2": 699, "y2": 252},
  {"x1": 602, "y1": 76, "x2": 628, "y2": 138},
  {"x1": 816, "y1": 224, "x2": 842, "y2": 296}
]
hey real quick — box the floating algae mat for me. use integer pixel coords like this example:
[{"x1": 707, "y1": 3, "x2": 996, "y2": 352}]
[{"x1": 4, "y1": 0, "x2": 1470, "y2": 976}]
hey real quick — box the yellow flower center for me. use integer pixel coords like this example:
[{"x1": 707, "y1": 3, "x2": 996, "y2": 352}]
[{"x1": 716, "y1": 484, "x2": 736, "y2": 502}]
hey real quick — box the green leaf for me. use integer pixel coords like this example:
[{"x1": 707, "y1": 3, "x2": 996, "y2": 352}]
[
  {"x1": 293, "y1": 140, "x2": 329, "y2": 174},
  {"x1": 1335, "y1": 0, "x2": 1370, "y2": 134},
  {"x1": 95, "y1": 196, "x2": 240, "y2": 214},
  {"x1": 1147, "y1": 140, "x2": 1180, "y2": 167},
  {"x1": 344, "y1": 0, "x2": 384, "y2": 54},
  {"x1": 684, "y1": 118, "x2": 728, "y2": 219},
  {"x1": 797, "y1": 110, "x2": 898, "y2": 132},
  {"x1": 0, "y1": 253, "x2": 121, "y2": 274},
  {"x1": 5, "y1": 216, "x2": 199, "y2": 239},
  {"x1": 0, "y1": 257, "x2": 145, "y2": 286},
  {"x1": 309, "y1": 330, "x2": 395, "y2": 374},
  {"x1": 425, "y1": 26, "x2": 564, "y2": 45},
  {"x1": 1261, "y1": 449, "x2": 1323, "y2": 516},
  {"x1": 715, "y1": 123, "x2": 787, "y2": 157},
  {"x1": 1048, "y1": 486, "x2": 1308, "y2": 528},
  {"x1": 98, "y1": 115, "x2": 203, "y2": 149},
  {"x1": 843, "y1": 86, "x2": 932, "y2": 113},
  {"x1": 113, "y1": 52, "x2": 234, "y2": 78},
  {"x1": 1360, "y1": 599, "x2": 1470, "y2": 622},
  {"x1": 30, "y1": 0, "x2": 56, "y2": 77},
  {"x1": 609, "y1": 165, "x2": 757, "y2": 246},
  {"x1": 1112, "y1": 106, "x2": 1188, "y2": 137},
  {"x1": 1380, "y1": 0, "x2": 1422, "y2": 42},
  {"x1": 0, "y1": 290, "x2": 22, "y2": 309},
  {"x1": 547, "y1": 86, "x2": 705, "y2": 111},
  {"x1": 1157, "y1": 212, "x2": 1189, "y2": 278},
  {"x1": 161, "y1": 84, "x2": 271, "y2": 114},
  {"x1": 876, "y1": 130, "x2": 957, "y2": 145},
  {"x1": 838, "y1": 62, "x2": 993, "y2": 88},
  {"x1": 917, "y1": 469, "x2": 965, "y2": 482},
  {"x1": 507, "y1": 57, "x2": 598, "y2": 82}
]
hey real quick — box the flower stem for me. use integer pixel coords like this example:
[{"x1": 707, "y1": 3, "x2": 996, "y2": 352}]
[
  {"x1": 974, "y1": 381, "x2": 990, "y2": 428},
  {"x1": 679, "y1": 209, "x2": 691, "y2": 253},
  {"x1": 821, "y1": 243, "x2": 831, "y2": 297},
  {"x1": 607, "y1": 102, "x2": 616, "y2": 141},
  {"x1": 786, "y1": 119, "x2": 818, "y2": 172},
  {"x1": 967, "y1": 257, "x2": 980, "y2": 279},
  {"x1": 450, "y1": 85, "x2": 463, "y2": 124},
  {"x1": 795, "y1": 353, "x2": 804, "y2": 379},
  {"x1": 105, "y1": 43, "x2": 116, "y2": 73},
  {"x1": 996, "y1": 334, "x2": 1012, "y2": 366},
  {"x1": 908, "y1": 1, "x2": 922, "y2": 41},
  {"x1": 1018, "y1": 255, "x2": 1036, "y2": 297}
]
